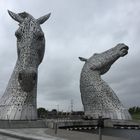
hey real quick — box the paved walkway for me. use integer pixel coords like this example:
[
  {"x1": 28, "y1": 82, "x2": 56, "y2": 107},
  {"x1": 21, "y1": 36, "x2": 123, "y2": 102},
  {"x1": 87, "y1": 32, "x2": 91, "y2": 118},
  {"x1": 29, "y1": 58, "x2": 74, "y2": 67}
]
[
  {"x1": 0, "y1": 129, "x2": 64, "y2": 140},
  {"x1": 1, "y1": 128, "x2": 128, "y2": 140},
  {"x1": 0, "y1": 135, "x2": 18, "y2": 140},
  {"x1": 45, "y1": 128, "x2": 129, "y2": 140}
]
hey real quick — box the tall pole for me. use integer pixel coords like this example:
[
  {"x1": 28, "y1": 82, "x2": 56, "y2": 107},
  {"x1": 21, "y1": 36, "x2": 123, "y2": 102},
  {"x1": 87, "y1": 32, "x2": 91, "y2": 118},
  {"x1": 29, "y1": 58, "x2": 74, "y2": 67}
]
[
  {"x1": 57, "y1": 105, "x2": 59, "y2": 112},
  {"x1": 71, "y1": 99, "x2": 73, "y2": 113},
  {"x1": 99, "y1": 126, "x2": 102, "y2": 140},
  {"x1": 98, "y1": 116, "x2": 103, "y2": 140}
]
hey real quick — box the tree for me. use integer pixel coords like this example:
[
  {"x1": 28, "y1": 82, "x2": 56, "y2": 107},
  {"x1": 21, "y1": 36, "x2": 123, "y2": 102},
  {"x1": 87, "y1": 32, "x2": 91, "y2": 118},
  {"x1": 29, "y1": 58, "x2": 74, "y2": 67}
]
[
  {"x1": 37, "y1": 107, "x2": 47, "y2": 118},
  {"x1": 129, "y1": 106, "x2": 140, "y2": 114}
]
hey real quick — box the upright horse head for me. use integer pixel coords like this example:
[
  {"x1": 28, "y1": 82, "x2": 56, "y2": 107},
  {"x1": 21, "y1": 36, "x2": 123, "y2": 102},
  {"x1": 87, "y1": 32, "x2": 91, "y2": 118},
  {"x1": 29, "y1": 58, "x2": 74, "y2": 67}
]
[
  {"x1": 8, "y1": 10, "x2": 50, "y2": 92},
  {"x1": 0, "y1": 11, "x2": 50, "y2": 120}
]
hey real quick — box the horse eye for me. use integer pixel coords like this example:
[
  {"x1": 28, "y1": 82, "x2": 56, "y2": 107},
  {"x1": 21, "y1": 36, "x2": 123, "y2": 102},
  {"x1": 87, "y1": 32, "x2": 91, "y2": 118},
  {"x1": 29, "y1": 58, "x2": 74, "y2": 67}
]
[
  {"x1": 15, "y1": 31, "x2": 22, "y2": 40},
  {"x1": 37, "y1": 34, "x2": 44, "y2": 41},
  {"x1": 18, "y1": 72, "x2": 22, "y2": 81},
  {"x1": 17, "y1": 48, "x2": 20, "y2": 56}
]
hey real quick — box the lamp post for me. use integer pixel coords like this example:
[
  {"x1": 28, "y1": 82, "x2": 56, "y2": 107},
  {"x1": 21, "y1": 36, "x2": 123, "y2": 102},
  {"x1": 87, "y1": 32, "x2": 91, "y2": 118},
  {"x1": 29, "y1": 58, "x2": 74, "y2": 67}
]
[
  {"x1": 98, "y1": 116, "x2": 104, "y2": 140},
  {"x1": 97, "y1": 116, "x2": 110, "y2": 140}
]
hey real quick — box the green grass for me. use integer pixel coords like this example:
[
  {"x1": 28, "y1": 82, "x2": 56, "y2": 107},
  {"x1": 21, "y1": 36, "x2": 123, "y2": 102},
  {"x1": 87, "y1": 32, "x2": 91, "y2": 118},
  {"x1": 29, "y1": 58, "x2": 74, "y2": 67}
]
[{"x1": 131, "y1": 113, "x2": 140, "y2": 120}]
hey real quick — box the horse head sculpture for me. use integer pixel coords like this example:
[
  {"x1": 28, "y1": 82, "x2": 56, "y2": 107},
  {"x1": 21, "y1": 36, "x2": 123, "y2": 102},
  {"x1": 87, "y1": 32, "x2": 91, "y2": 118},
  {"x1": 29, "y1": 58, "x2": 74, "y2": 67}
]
[
  {"x1": 8, "y1": 10, "x2": 50, "y2": 92},
  {"x1": 0, "y1": 10, "x2": 50, "y2": 120},
  {"x1": 79, "y1": 43, "x2": 131, "y2": 120}
]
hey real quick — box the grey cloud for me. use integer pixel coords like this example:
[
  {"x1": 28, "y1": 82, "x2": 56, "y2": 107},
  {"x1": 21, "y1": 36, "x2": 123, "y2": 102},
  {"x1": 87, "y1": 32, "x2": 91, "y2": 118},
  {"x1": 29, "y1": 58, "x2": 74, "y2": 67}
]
[{"x1": 0, "y1": 0, "x2": 140, "y2": 111}]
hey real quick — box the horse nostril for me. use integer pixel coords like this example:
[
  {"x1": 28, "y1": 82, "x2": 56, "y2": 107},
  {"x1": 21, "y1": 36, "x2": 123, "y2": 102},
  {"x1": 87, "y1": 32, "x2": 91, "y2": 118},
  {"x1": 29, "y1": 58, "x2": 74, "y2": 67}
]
[
  {"x1": 18, "y1": 72, "x2": 22, "y2": 81},
  {"x1": 120, "y1": 46, "x2": 129, "y2": 51},
  {"x1": 18, "y1": 71, "x2": 37, "y2": 83},
  {"x1": 32, "y1": 73, "x2": 37, "y2": 81},
  {"x1": 125, "y1": 46, "x2": 129, "y2": 50}
]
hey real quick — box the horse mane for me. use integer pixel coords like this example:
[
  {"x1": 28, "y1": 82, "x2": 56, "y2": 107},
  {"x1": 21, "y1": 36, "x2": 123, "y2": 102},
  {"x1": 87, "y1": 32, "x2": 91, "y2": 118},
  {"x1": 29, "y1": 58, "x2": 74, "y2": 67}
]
[{"x1": 18, "y1": 12, "x2": 31, "y2": 19}]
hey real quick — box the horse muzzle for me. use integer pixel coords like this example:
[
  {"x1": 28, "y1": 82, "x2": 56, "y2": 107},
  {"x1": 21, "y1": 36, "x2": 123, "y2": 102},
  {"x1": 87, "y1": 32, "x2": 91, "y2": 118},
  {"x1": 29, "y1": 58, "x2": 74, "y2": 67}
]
[{"x1": 18, "y1": 70, "x2": 37, "y2": 92}]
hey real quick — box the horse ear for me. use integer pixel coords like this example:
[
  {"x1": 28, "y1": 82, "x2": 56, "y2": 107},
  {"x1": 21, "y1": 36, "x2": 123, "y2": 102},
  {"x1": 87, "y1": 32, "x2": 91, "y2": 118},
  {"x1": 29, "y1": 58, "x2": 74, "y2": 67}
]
[
  {"x1": 79, "y1": 57, "x2": 87, "y2": 62},
  {"x1": 37, "y1": 13, "x2": 51, "y2": 24},
  {"x1": 8, "y1": 10, "x2": 23, "y2": 23}
]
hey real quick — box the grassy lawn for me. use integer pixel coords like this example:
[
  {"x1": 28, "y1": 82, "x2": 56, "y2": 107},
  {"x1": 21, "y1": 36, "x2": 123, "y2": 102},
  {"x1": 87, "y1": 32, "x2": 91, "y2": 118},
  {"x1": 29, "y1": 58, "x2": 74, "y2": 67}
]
[{"x1": 131, "y1": 113, "x2": 140, "y2": 121}]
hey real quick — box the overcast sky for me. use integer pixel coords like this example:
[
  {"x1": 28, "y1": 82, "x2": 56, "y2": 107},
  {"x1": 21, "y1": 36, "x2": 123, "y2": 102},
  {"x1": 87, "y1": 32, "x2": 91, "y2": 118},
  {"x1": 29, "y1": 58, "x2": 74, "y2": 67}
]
[{"x1": 0, "y1": 0, "x2": 140, "y2": 111}]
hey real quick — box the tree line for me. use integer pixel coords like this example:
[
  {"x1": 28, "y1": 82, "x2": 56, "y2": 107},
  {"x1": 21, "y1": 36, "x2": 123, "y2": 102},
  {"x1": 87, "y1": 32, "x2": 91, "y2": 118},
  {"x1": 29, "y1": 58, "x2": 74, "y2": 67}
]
[
  {"x1": 37, "y1": 107, "x2": 84, "y2": 119},
  {"x1": 128, "y1": 106, "x2": 140, "y2": 114},
  {"x1": 37, "y1": 106, "x2": 140, "y2": 119}
]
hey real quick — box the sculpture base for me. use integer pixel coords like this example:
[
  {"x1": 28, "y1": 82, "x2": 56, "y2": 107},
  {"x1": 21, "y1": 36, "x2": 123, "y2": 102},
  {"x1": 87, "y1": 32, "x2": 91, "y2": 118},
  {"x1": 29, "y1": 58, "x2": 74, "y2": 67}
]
[
  {"x1": 0, "y1": 120, "x2": 47, "y2": 128},
  {"x1": 85, "y1": 109, "x2": 132, "y2": 120}
]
